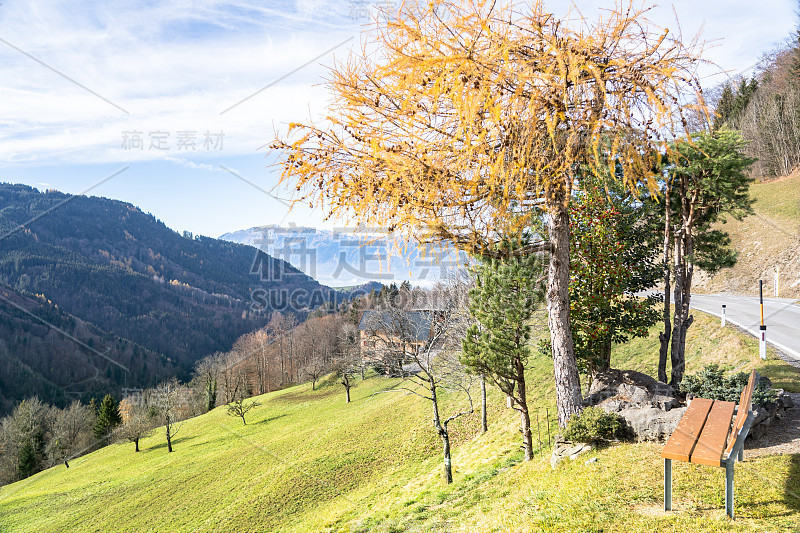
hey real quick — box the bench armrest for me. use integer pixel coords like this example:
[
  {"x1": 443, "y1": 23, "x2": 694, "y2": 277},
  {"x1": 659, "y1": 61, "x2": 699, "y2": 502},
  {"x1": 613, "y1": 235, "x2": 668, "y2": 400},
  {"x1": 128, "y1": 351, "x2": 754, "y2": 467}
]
[{"x1": 723, "y1": 411, "x2": 754, "y2": 463}]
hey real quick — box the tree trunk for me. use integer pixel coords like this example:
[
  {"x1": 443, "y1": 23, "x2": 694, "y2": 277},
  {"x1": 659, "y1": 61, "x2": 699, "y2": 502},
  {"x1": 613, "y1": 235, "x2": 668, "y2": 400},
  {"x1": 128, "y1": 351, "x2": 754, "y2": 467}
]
[
  {"x1": 440, "y1": 430, "x2": 453, "y2": 484},
  {"x1": 166, "y1": 431, "x2": 173, "y2": 453},
  {"x1": 658, "y1": 183, "x2": 672, "y2": 383},
  {"x1": 547, "y1": 198, "x2": 583, "y2": 427},
  {"x1": 670, "y1": 222, "x2": 696, "y2": 387},
  {"x1": 599, "y1": 337, "x2": 612, "y2": 375},
  {"x1": 134, "y1": 438, "x2": 139, "y2": 452},
  {"x1": 345, "y1": 386, "x2": 351, "y2": 404},
  {"x1": 280, "y1": 337, "x2": 285, "y2": 386},
  {"x1": 516, "y1": 360, "x2": 534, "y2": 461},
  {"x1": 671, "y1": 228, "x2": 695, "y2": 386},
  {"x1": 480, "y1": 375, "x2": 488, "y2": 434},
  {"x1": 431, "y1": 386, "x2": 453, "y2": 484},
  {"x1": 519, "y1": 404, "x2": 534, "y2": 461},
  {"x1": 670, "y1": 234, "x2": 684, "y2": 387}
]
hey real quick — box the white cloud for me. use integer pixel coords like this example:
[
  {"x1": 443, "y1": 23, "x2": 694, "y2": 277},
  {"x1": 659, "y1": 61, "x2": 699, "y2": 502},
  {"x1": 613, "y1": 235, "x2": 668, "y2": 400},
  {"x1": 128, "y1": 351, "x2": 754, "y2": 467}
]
[
  {"x1": 163, "y1": 157, "x2": 218, "y2": 172},
  {"x1": 0, "y1": 0, "x2": 359, "y2": 164},
  {"x1": 0, "y1": 0, "x2": 795, "y2": 166}
]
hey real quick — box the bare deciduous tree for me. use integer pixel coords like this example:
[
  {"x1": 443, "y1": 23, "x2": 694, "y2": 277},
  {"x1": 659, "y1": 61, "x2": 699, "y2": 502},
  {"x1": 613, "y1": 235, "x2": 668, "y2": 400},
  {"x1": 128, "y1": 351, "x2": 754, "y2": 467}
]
[
  {"x1": 268, "y1": 312, "x2": 297, "y2": 386},
  {"x1": 153, "y1": 380, "x2": 185, "y2": 453},
  {"x1": 45, "y1": 401, "x2": 95, "y2": 467},
  {"x1": 226, "y1": 397, "x2": 261, "y2": 426},
  {"x1": 332, "y1": 357, "x2": 359, "y2": 404},
  {"x1": 378, "y1": 283, "x2": 475, "y2": 484},
  {"x1": 194, "y1": 352, "x2": 223, "y2": 412},
  {"x1": 302, "y1": 354, "x2": 327, "y2": 391},
  {"x1": 116, "y1": 392, "x2": 155, "y2": 453}
]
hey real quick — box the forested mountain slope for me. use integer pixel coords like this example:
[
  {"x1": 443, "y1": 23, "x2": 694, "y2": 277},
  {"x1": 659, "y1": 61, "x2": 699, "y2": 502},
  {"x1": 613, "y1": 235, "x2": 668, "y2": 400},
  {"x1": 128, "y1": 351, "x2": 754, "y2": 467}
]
[
  {"x1": 0, "y1": 183, "x2": 341, "y2": 412},
  {"x1": 0, "y1": 286, "x2": 176, "y2": 415}
]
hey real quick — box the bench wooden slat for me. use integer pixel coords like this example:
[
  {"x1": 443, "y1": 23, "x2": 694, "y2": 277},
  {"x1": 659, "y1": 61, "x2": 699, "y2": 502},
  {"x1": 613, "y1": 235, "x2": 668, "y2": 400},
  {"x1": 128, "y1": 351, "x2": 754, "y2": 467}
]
[
  {"x1": 723, "y1": 369, "x2": 757, "y2": 459},
  {"x1": 661, "y1": 398, "x2": 713, "y2": 462},
  {"x1": 690, "y1": 400, "x2": 735, "y2": 467}
]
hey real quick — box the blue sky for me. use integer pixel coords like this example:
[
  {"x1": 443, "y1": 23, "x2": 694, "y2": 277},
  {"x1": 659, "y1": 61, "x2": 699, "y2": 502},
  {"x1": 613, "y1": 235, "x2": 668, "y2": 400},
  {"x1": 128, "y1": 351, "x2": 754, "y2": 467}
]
[{"x1": 0, "y1": 0, "x2": 796, "y2": 238}]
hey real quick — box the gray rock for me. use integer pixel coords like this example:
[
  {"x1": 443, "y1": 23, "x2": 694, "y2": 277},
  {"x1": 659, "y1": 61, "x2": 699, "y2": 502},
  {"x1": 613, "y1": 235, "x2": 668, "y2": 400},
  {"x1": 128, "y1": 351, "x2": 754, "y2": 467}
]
[
  {"x1": 551, "y1": 439, "x2": 593, "y2": 468},
  {"x1": 777, "y1": 389, "x2": 794, "y2": 409},
  {"x1": 617, "y1": 406, "x2": 687, "y2": 442},
  {"x1": 746, "y1": 390, "x2": 795, "y2": 440},
  {"x1": 582, "y1": 369, "x2": 790, "y2": 443},
  {"x1": 585, "y1": 457, "x2": 598, "y2": 465},
  {"x1": 586, "y1": 369, "x2": 679, "y2": 412}
]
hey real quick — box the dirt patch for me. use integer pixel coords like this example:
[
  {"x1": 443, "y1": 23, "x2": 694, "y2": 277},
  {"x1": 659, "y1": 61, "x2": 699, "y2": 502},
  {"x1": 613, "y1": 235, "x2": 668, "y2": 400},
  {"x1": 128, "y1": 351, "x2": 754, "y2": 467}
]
[
  {"x1": 631, "y1": 503, "x2": 665, "y2": 516},
  {"x1": 746, "y1": 392, "x2": 800, "y2": 459}
]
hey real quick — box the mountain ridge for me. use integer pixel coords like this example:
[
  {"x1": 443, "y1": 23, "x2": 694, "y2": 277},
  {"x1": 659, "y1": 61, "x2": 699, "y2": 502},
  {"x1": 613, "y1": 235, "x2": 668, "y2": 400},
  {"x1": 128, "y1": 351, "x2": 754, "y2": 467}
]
[{"x1": 0, "y1": 183, "x2": 343, "y2": 412}]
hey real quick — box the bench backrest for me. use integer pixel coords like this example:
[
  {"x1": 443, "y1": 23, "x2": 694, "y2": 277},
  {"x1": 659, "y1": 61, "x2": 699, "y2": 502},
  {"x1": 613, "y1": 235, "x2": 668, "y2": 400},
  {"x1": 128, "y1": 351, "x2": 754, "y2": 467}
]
[{"x1": 723, "y1": 369, "x2": 757, "y2": 459}]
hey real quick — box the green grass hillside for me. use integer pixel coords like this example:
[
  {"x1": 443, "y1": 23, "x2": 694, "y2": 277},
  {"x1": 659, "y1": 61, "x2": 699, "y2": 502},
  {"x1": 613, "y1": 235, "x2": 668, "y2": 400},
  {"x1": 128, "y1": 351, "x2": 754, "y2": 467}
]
[
  {"x1": 696, "y1": 171, "x2": 800, "y2": 297},
  {"x1": 1, "y1": 311, "x2": 799, "y2": 532}
]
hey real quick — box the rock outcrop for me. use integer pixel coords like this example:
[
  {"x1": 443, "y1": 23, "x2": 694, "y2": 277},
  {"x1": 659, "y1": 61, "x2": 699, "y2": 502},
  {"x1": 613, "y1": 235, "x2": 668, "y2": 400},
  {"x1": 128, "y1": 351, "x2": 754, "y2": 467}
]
[
  {"x1": 748, "y1": 389, "x2": 794, "y2": 440},
  {"x1": 585, "y1": 369, "x2": 679, "y2": 412},
  {"x1": 584, "y1": 369, "x2": 682, "y2": 442},
  {"x1": 585, "y1": 368, "x2": 792, "y2": 443}
]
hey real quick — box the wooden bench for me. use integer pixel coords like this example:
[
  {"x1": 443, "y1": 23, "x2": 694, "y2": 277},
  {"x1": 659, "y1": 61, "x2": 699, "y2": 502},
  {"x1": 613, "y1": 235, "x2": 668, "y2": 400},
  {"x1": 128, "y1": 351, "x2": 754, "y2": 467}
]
[{"x1": 661, "y1": 369, "x2": 757, "y2": 518}]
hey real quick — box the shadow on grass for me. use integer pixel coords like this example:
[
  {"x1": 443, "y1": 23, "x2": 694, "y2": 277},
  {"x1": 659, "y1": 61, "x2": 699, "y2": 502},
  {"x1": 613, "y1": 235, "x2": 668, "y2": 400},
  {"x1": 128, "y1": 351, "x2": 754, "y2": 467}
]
[
  {"x1": 146, "y1": 435, "x2": 199, "y2": 452},
  {"x1": 273, "y1": 387, "x2": 338, "y2": 405},
  {"x1": 256, "y1": 413, "x2": 287, "y2": 425},
  {"x1": 759, "y1": 357, "x2": 800, "y2": 393},
  {"x1": 786, "y1": 453, "x2": 800, "y2": 512}
]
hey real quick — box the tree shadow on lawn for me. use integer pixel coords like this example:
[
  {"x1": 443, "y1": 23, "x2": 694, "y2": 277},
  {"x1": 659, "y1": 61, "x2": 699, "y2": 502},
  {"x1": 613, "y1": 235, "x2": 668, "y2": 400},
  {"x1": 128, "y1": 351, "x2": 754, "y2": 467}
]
[
  {"x1": 786, "y1": 453, "x2": 800, "y2": 512},
  {"x1": 145, "y1": 435, "x2": 199, "y2": 452},
  {"x1": 255, "y1": 413, "x2": 287, "y2": 425},
  {"x1": 272, "y1": 387, "x2": 339, "y2": 405}
]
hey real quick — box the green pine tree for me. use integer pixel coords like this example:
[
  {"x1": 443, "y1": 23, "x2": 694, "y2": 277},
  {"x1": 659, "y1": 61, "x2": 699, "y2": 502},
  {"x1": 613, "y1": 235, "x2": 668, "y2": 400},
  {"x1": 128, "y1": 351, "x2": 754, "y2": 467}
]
[
  {"x1": 462, "y1": 243, "x2": 545, "y2": 460},
  {"x1": 713, "y1": 78, "x2": 758, "y2": 131},
  {"x1": 658, "y1": 130, "x2": 756, "y2": 385},
  {"x1": 713, "y1": 84, "x2": 735, "y2": 131},
  {"x1": 94, "y1": 394, "x2": 122, "y2": 444},
  {"x1": 18, "y1": 440, "x2": 39, "y2": 479}
]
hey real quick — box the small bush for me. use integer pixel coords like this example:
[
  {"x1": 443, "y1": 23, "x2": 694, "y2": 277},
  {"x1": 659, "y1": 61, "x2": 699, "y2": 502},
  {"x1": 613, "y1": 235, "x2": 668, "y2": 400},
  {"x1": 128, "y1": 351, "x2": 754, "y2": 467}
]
[
  {"x1": 680, "y1": 364, "x2": 776, "y2": 407},
  {"x1": 563, "y1": 406, "x2": 623, "y2": 444}
]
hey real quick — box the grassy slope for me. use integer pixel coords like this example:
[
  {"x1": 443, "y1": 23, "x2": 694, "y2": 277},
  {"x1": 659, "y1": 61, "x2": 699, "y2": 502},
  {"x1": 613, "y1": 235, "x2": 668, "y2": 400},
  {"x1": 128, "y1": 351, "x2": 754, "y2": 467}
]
[
  {"x1": 696, "y1": 171, "x2": 800, "y2": 297},
  {"x1": 1, "y1": 312, "x2": 799, "y2": 532}
]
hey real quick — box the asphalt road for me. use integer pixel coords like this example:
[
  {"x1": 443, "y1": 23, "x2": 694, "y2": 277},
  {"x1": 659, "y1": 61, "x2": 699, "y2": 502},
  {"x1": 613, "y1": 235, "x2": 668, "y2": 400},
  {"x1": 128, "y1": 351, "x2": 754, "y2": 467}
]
[{"x1": 688, "y1": 294, "x2": 800, "y2": 361}]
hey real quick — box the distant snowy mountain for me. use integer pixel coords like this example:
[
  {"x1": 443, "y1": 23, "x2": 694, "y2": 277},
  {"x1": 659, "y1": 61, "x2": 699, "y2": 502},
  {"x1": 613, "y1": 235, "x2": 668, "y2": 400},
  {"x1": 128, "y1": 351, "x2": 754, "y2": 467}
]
[{"x1": 219, "y1": 225, "x2": 468, "y2": 287}]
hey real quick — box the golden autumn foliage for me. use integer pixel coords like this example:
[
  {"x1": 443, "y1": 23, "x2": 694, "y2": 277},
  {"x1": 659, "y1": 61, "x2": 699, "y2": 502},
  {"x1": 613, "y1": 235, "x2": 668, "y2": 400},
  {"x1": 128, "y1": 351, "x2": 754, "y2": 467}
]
[{"x1": 271, "y1": 0, "x2": 706, "y2": 253}]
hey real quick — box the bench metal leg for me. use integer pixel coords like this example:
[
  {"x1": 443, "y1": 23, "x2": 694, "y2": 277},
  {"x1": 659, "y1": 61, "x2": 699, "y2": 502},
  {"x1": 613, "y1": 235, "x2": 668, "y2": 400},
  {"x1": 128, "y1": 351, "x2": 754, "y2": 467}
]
[
  {"x1": 664, "y1": 458, "x2": 672, "y2": 511},
  {"x1": 725, "y1": 460, "x2": 734, "y2": 518},
  {"x1": 738, "y1": 448, "x2": 743, "y2": 462}
]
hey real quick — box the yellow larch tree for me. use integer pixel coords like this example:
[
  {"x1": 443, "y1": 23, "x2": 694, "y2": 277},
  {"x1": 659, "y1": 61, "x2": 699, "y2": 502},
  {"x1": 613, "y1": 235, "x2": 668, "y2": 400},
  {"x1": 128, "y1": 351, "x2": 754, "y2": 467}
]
[{"x1": 271, "y1": 0, "x2": 707, "y2": 426}]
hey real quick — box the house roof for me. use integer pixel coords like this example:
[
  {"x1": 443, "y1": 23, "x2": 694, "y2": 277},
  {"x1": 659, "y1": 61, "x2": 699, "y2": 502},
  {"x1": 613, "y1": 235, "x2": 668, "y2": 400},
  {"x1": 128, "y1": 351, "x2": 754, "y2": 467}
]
[{"x1": 358, "y1": 309, "x2": 434, "y2": 342}]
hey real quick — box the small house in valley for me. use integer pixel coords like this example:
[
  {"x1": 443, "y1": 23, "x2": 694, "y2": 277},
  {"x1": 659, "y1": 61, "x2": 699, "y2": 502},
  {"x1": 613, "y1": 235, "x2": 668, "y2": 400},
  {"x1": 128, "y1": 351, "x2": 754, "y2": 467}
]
[{"x1": 357, "y1": 309, "x2": 440, "y2": 375}]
